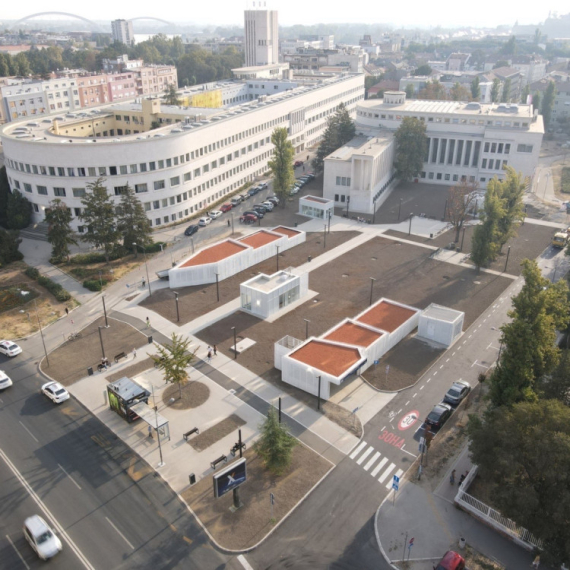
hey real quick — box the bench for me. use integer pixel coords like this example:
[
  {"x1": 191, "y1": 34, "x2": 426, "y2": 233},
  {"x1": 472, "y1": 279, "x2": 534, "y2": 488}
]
[
  {"x1": 230, "y1": 442, "x2": 246, "y2": 457},
  {"x1": 211, "y1": 455, "x2": 228, "y2": 470},
  {"x1": 114, "y1": 352, "x2": 128, "y2": 363},
  {"x1": 183, "y1": 427, "x2": 199, "y2": 441}
]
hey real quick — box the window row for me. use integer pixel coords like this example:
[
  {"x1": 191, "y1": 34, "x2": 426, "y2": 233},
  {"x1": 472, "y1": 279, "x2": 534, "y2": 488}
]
[{"x1": 336, "y1": 176, "x2": 351, "y2": 186}]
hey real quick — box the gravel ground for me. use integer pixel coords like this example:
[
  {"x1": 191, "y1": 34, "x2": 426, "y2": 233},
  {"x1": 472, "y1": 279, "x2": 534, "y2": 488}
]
[
  {"x1": 140, "y1": 231, "x2": 360, "y2": 325},
  {"x1": 107, "y1": 357, "x2": 155, "y2": 382},
  {"x1": 162, "y1": 381, "x2": 210, "y2": 410},
  {"x1": 182, "y1": 443, "x2": 331, "y2": 550},
  {"x1": 187, "y1": 413, "x2": 245, "y2": 452},
  {"x1": 41, "y1": 316, "x2": 148, "y2": 385},
  {"x1": 198, "y1": 236, "x2": 511, "y2": 399}
]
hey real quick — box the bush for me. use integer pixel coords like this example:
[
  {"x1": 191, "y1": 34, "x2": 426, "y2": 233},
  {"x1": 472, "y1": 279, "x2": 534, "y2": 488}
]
[
  {"x1": 49, "y1": 256, "x2": 65, "y2": 265},
  {"x1": 145, "y1": 241, "x2": 165, "y2": 253},
  {"x1": 36, "y1": 274, "x2": 72, "y2": 302},
  {"x1": 83, "y1": 279, "x2": 106, "y2": 292},
  {"x1": 69, "y1": 252, "x2": 107, "y2": 264},
  {"x1": 25, "y1": 266, "x2": 40, "y2": 279},
  {"x1": 561, "y1": 167, "x2": 570, "y2": 194}
]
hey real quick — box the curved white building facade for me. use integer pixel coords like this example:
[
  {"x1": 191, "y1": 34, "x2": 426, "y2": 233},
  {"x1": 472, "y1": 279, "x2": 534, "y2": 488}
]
[{"x1": 0, "y1": 74, "x2": 364, "y2": 232}]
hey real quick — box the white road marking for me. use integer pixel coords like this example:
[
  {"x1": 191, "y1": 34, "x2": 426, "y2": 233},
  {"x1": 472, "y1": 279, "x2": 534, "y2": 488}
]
[
  {"x1": 439, "y1": 365, "x2": 444, "y2": 369},
  {"x1": 237, "y1": 555, "x2": 255, "y2": 570},
  {"x1": 471, "y1": 360, "x2": 478, "y2": 368},
  {"x1": 349, "y1": 441, "x2": 367, "y2": 460},
  {"x1": 433, "y1": 371, "x2": 438, "y2": 376},
  {"x1": 58, "y1": 464, "x2": 82, "y2": 490},
  {"x1": 426, "y1": 378, "x2": 431, "y2": 383},
  {"x1": 397, "y1": 409, "x2": 402, "y2": 415},
  {"x1": 371, "y1": 457, "x2": 388, "y2": 477},
  {"x1": 446, "y1": 358, "x2": 450, "y2": 362},
  {"x1": 105, "y1": 517, "x2": 134, "y2": 550},
  {"x1": 6, "y1": 534, "x2": 30, "y2": 570},
  {"x1": 420, "y1": 385, "x2": 424, "y2": 390},
  {"x1": 363, "y1": 451, "x2": 381, "y2": 471},
  {"x1": 468, "y1": 334, "x2": 473, "y2": 339},
  {"x1": 18, "y1": 421, "x2": 38, "y2": 443},
  {"x1": 452, "y1": 352, "x2": 456, "y2": 356},
  {"x1": 387, "y1": 468, "x2": 404, "y2": 489},
  {"x1": 357, "y1": 446, "x2": 374, "y2": 465},
  {"x1": 379, "y1": 463, "x2": 396, "y2": 483},
  {"x1": 380, "y1": 426, "x2": 386, "y2": 432},
  {"x1": 401, "y1": 445, "x2": 417, "y2": 458},
  {"x1": 405, "y1": 401, "x2": 410, "y2": 406},
  {"x1": 0, "y1": 449, "x2": 95, "y2": 570},
  {"x1": 412, "y1": 393, "x2": 417, "y2": 398}
]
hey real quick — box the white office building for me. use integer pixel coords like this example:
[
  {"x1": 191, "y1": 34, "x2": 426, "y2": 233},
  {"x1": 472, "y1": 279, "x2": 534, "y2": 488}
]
[
  {"x1": 0, "y1": 74, "x2": 364, "y2": 231},
  {"x1": 244, "y1": 9, "x2": 279, "y2": 66},
  {"x1": 111, "y1": 19, "x2": 135, "y2": 47},
  {"x1": 323, "y1": 91, "x2": 543, "y2": 215}
]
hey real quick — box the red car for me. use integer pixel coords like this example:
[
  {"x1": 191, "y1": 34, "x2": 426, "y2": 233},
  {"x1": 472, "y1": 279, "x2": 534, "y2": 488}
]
[
  {"x1": 293, "y1": 160, "x2": 304, "y2": 167},
  {"x1": 220, "y1": 203, "x2": 233, "y2": 212},
  {"x1": 240, "y1": 214, "x2": 257, "y2": 224}
]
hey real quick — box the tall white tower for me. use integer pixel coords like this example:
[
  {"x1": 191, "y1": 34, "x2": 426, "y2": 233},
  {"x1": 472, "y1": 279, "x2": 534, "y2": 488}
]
[
  {"x1": 111, "y1": 19, "x2": 135, "y2": 46},
  {"x1": 244, "y1": 5, "x2": 279, "y2": 67}
]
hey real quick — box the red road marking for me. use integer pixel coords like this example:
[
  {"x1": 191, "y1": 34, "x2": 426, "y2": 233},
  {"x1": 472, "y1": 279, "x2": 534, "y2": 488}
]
[{"x1": 398, "y1": 410, "x2": 420, "y2": 431}]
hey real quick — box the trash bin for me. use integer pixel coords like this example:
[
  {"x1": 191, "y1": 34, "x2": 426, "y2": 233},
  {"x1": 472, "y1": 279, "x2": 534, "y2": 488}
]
[
  {"x1": 189, "y1": 473, "x2": 196, "y2": 486},
  {"x1": 147, "y1": 335, "x2": 153, "y2": 344},
  {"x1": 87, "y1": 367, "x2": 93, "y2": 376},
  {"x1": 294, "y1": 222, "x2": 298, "y2": 227},
  {"x1": 308, "y1": 256, "x2": 312, "y2": 262}
]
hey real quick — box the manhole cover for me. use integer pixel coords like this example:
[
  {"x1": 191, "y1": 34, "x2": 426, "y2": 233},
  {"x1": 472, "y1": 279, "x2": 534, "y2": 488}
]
[{"x1": 342, "y1": 274, "x2": 349, "y2": 277}]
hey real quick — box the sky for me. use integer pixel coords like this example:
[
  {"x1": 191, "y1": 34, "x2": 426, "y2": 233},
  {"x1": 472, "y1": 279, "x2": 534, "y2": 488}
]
[{"x1": 2, "y1": 1, "x2": 570, "y2": 29}]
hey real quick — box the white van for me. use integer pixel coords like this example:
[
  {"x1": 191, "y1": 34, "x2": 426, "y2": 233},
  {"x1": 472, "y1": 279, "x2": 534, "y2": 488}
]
[{"x1": 23, "y1": 515, "x2": 62, "y2": 560}]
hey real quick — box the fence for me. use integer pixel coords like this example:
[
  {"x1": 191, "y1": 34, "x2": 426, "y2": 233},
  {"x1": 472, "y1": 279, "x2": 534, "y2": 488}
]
[{"x1": 455, "y1": 465, "x2": 543, "y2": 551}]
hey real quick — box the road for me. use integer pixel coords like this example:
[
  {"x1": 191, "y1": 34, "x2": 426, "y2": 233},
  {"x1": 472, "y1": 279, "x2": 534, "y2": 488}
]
[{"x1": 0, "y1": 351, "x2": 234, "y2": 570}]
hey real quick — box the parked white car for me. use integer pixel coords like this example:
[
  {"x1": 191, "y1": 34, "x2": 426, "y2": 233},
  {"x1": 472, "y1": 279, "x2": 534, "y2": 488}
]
[
  {"x1": 261, "y1": 201, "x2": 274, "y2": 211},
  {"x1": 208, "y1": 210, "x2": 222, "y2": 219},
  {"x1": 0, "y1": 340, "x2": 22, "y2": 357},
  {"x1": 23, "y1": 515, "x2": 62, "y2": 560},
  {"x1": 0, "y1": 370, "x2": 13, "y2": 390},
  {"x1": 41, "y1": 381, "x2": 70, "y2": 404},
  {"x1": 198, "y1": 217, "x2": 212, "y2": 226}
]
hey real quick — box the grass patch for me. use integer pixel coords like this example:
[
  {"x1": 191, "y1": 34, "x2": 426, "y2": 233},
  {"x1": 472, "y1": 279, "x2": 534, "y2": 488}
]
[
  {"x1": 188, "y1": 413, "x2": 244, "y2": 452},
  {"x1": 561, "y1": 167, "x2": 570, "y2": 194},
  {"x1": 0, "y1": 285, "x2": 39, "y2": 314}
]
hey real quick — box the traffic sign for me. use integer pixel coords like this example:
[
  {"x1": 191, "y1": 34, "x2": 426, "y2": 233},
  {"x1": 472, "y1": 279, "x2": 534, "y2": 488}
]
[
  {"x1": 408, "y1": 537, "x2": 414, "y2": 549},
  {"x1": 392, "y1": 474, "x2": 400, "y2": 491},
  {"x1": 270, "y1": 493, "x2": 275, "y2": 505}
]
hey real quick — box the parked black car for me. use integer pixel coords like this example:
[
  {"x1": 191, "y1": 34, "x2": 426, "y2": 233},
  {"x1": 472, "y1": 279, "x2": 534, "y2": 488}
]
[
  {"x1": 425, "y1": 403, "x2": 453, "y2": 429},
  {"x1": 184, "y1": 224, "x2": 199, "y2": 236}
]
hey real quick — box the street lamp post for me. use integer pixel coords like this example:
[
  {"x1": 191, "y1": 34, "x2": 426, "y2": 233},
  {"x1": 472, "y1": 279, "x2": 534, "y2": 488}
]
[
  {"x1": 231, "y1": 213, "x2": 234, "y2": 234},
  {"x1": 152, "y1": 384, "x2": 165, "y2": 467},
  {"x1": 98, "y1": 326, "x2": 106, "y2": 360},
  {"x1": 317, "y1": 375, "x2": 322, "y2": 411},
  {"x1": 504, "y1": 245, "x2": 511, "y2": 273},
  {"x1": 346, "y1": 196, "x2": 350, "y2": 219},
  {"x1": 369, "y1": 277, "x2": 376, "y2": 306},
  {"x1": 323, "y1": 225, "x2": 326, "y2": 249},
  {"x1": 461, "y1": 226, "x2": 466, "y2": 251},
  {"x1": 232, "y1": 326, "x2": 237, "y2": 360},
  {"x1": 215, "y1": 273, "x2": 220, "y2": 302},
  {"x1": 102, "y1": 295, "x2": 108, "y2": 328},
  {"x1": 174, "y1": 292, "x2": 180, "y2": 322},
  {"x1": 328, "y1": 209, "x2": 332, "y2": 233},
  {"x1": 33, "y1": 298, "x2": 49, "y2": 367},
  {"x1": 276, "y1": 245, "x2": 280, "y2": 271},
  {"x1": 304, "y1": 319, "x2": 310, "y2": 340},
  {"x1": 133, "y1": 242, "x2": 151, "y2": 296},
  {"x1": 408, "y1": 213, "x2": 414, "y2": 235}
]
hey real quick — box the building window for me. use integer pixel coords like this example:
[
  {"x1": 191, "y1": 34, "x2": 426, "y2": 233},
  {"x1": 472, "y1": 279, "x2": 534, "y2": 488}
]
[
  {"x1": 114, "y1": 186, "x2": 128, "y2": 196},
  {"x1": 109, "y1": 166, "x2": 117, "y2": 176},
  {"x1": 54, "y1": 187, "x2": 66, "y2": 197},
  {"x1": 154, "y1": 180, "x2": 165, "y2": 190},
  {"x1": 23, "y1": 183, "x2": 32, "y2": 193},
  {"x1": 37, "y1": 185, "x2": 48, "y2": 195},
  {"x1": 72, "y1": 188, "x2": 85, "y2": 198},
  {"x1": 170, "y1": 176, "x2": 180, "y2": 187},
  {"x1": 517, "y1": 144, "x2": 533, "y2": 153},
  {"x1": 135, "y1": 183, "x2": 148, "y2": 193},
  {"x1": 120, "y1": 165, "x2": 128, "y2": 175}
]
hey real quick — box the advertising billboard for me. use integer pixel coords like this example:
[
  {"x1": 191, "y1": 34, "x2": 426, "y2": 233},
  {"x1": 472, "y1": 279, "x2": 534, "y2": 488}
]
[{"x1": 213, "y1": 458, "x2": 247, "y2": 498}]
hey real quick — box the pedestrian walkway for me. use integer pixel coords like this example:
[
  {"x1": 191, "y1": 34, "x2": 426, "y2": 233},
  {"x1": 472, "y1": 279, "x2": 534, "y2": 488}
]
[
  {"x1": 375, "y1": 443, "x2": 540, "y2": 570},
  {"x1": 349, "y1": 440, "x2": 404, "y2": 490}
]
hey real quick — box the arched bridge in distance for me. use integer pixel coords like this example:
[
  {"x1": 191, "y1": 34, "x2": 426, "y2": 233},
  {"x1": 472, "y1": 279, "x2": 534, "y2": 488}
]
[{"x1": 10, "y1": 13, "x2": 174, "y2": 31}]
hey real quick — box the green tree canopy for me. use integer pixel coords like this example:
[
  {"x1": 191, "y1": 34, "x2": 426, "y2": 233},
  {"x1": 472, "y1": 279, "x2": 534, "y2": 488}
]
[
  {"x1": 268, "y1": 127, "x2": 295, "y2": 204},
  {"x1": 0, "y1": 228, "x2": 23, "y2": 267},
  {"x1": 470, "y1": 76, "x2": 481, "y2": 101},
  {"x1": 163, "y1": 83, "x2": 181, "y2": 105},
  {"x1": 6, "y1": 189, "x2": 32, "y2": 230},
  {"x1": 45, "y1": 199, "x2": 77, "y2": 261},
  {"x1": 254, "y1": 407, "x2": 297, "y2": 475},
  {"x1": 493, "y1": 167, "x2": 526, "y2": 251},
  {"x1": 116, "y1": 184, "x2": 152, "y2": 255},
  {"x1": 405, "y1": 83, "x2": 415, "y2": 99},
  {"x1": 542, "y1": 80, "x2": 556, "y2": 130},
  {"x1": 393, "y1": 117, "x2": 428, "y2": 181},
  {"x1": 413, "y1": 64, "x2": 432, "y2": 76},
  {"x1": 467, "y1": 400, "x2": 570, "y2": 565},
  {"x1": 0, "y1": 166, "x2": 10, "y2": 228},
  {"x1": 470, "y1": 181, "x2": 504, "y2": 269},
  {"x1": 491, "y1": 78, "x2": 501, "y2": 103}
]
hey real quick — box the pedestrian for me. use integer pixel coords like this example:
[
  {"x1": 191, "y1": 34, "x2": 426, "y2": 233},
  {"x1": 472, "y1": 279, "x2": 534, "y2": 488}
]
[
  {"x1": 307, "y1": 154, "x2": 309, "y2": 161},
  {"x1": 132, "y1": 348, "x2": 137, "y2": 359},
  {"x1": 207, "y1": 345, "x2": 211, "y2": 354},
  {"x1": 459, "y1": 470, "x2": 469, "y2": 485},
  {"x1": 142, "y1": 277, "x2": 146, "y2": 288},
  {"x1": 450, "y1": 469, "x2": 456, "y2": 485},
  {"x1": 65, "y1": 307, "x2": 69, "y2": 316},
  {"x1": 213, "y1": 345, "x2": 217, "y2": 356},
  {"x1": 148, "y1": 425, "x2": 153, "y2": 439},
  {"x1": 302, "y1": 165, "x2": 305, "y2": 172},
  {"x1": 227, "y1": 219, "x2": 231, "y2": 227},
  {"x1": 71, "y1": 319, "x2": 74, "y2": 325},
  {"x1": 146, "y1": 316, "x2": 151, "y2": 329},
  {"x1": 207, "y1": 349, "x2": 212, "y2": 362},
  {"x1": 532, "y1": 555, "x2": 540, "y2": 569}
]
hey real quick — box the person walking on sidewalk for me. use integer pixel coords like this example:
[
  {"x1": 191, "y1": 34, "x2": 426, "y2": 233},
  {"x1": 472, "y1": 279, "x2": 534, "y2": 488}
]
[
  {"x1": 65, "y1": 307, "x2": 69, "y2": 316},
  {"x1": 148, "y1": 425, "x2": 153, "y2": 439},
  {"x1": 450, "y1": 469, "x2": 456, "y2": 485},
  {"x1": 207, "y1": 349, "x2": 212, "y2": 362},
  {"x1": 146, "y1": 317, "x2": 151, "y2": 329},
  {"x1": 459, "y1": 470, "x2": 469, "y2": 485},
  {"x1": 213, "y1": 345, "x2": 217, "y2": 356},
  {"x1": 132, "y1": 348, "x2": 137, "y2": 359}
]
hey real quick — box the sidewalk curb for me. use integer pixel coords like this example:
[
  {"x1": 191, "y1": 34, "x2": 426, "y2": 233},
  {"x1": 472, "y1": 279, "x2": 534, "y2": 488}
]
[{"x1": 374, "y1": 487, "x2": 404, "y2": 570}]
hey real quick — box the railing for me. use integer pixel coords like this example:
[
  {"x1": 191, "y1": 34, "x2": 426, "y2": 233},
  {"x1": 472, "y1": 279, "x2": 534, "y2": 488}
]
[{"x1": 455, "y1": 466, "x2": 543, "y2": 551}]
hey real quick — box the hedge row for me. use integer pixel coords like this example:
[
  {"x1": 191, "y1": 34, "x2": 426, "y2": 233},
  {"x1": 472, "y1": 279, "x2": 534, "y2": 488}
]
[
  {"x1": 25, "y1": 266, "x2": 71, "y2": 302},
  {"x1": 83, "y1": 279, "x2": 107, "y2": 292},
  {"x1": 562, "y1": 167, "x2": 570, "y2": 194}
]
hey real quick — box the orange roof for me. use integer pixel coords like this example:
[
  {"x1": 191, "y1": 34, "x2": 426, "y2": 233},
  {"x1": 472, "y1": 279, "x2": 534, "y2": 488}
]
[
  {"x1": 238, "y1": 230, "x2": 281, "y2": 249},
  {"x1": 323, "y1": 321, "x2": 383, "y2": 347},
  {"x1": 289, "y1": 340, "x2": 362, "y2": 377},
  {"x1": 272, "y1": 226, "x2": 301, "y2": 238},
  {"x1": 357, "y1": 300, "x2": 417, "y2": 333},
  {"x1": 304, "y1": 196, "x2": 329, "y2": 204},
  {"x1": 179, "y1": 240, "x2": 247, "y2": 267}
]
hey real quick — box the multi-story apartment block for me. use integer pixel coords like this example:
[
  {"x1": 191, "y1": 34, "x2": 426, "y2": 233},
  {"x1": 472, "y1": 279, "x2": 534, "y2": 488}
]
[
  {"x1": 77, "y1": 74, "x2": 110, "y2": 108},
  {"x1": 0, "y1": 73, "x2": 364, "y2": 230},
  {"x1": 244, "y1": 9, "x2": 279, "y2": 66},
  {"x1": 111, "y1": 19, "x2": 135, "y2": 46},
  {"x1": 136, "y1": 65, "x2": 178, "y2": 95}
]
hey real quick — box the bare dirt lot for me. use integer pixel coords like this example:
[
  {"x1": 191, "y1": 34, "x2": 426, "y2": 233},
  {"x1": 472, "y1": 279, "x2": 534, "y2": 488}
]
[
  {"x1": 386, "y1": 219, "x2": 555, "y2": 276},
  {"x1": 41, "y1": 316, "x2": 148, "y2": 385},
  {"x1": 140, "y1": 231, "x2": 360, "y2": 325},
  {"x1": 188, "y1": 414, "x2": 245, "y2": 452},
  {"x1": 182, "y1": 443, "x2": 331, "y2": 550},
  {"x1": 197, "y1": 237, "x2": 511, "y2": 399}
]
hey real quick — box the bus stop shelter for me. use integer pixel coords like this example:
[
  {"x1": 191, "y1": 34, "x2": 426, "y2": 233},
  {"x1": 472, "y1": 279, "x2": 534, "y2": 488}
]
[{"x1": 130, "y1": 401, "x2": 171, "y2": 441}]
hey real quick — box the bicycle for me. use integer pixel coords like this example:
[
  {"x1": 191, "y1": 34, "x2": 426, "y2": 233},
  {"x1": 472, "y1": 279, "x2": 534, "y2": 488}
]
[{"x1": 68, "y1": 331, "x2": 82, "y2": 341}]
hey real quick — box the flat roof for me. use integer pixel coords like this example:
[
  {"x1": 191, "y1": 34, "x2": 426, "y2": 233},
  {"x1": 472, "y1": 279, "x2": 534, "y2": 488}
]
[
  {"x1": 246, "y1": 270, "x2": 298, "y2": 293},
  {"x1": 357, "y1": 300, "x2": 417, "y2": 333},
  {"x1": 303, "y1": 196, "x2": 333, "y2": 204},
  {"x1": 323, "y1": 321, "x2": 383, "y2": 347},
  {"x1": 422, "y1": 303, "x2": 463, "y2": 323},
  {"x1": 272, "y1": 226, "x2": 302, "y2": 238},
  {"x1": 326, "y1": 132, "x2": 394, "y2": 161},
  {"x1": 289, "y1": 340, "x2": 362, "y2": 377},
  {"x1": 238, "y1": 230, "x2": 281, "y2": 249},
  {"x1": 179, "y1": 240, "x2": 248, "y2": 267}
]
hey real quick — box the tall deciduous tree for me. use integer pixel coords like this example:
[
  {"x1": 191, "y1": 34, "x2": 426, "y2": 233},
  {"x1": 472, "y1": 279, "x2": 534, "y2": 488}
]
[
  {"x1": 471, "y1": 76, "x2": 481, "y2": 101},
  {"x1": 491, "y1": 78, "x2": 501, "y2": 103},
  {"x1": 450, "y1": 82, "x2": 471, "y2": 101},
  {"x1": 467, "y1": 400, "x2": 570, "y2": 566},
  {"x1": 447, "y1": 180, "x2": 479, "y2": 242},
  {"x1": 393, "y1": 117, "x2": 428, "y2": 181},
  {"x1": 0, "y1": 228, "x2": 23, "y2": 267},
  {"x1": 116, "y1": 184, "x2": 152, "y2": 255},
  {"x1": 533, "y1": 91, "x2": 541, "y2": 111},
  {"x1": 541, "y1": 80, "x2": 556, "y2": 130},
  {"x1": 80, "y1": 179, "x2": 120, "y2": 263},
  {"x1": 405, "y1": 83, "x2": 415, "y2": 99},
  {"x1": 0, "y1": 166, "x2": 10, "y2": 228},
  {"x1": 539, "y1": 349, "x2": 570, "y2": 405},
  {"x1": 163, "y1": 83, "x2": 181, "y2": 106},
  {"x1": 501, "y1": 78, "x2": 511, "y2": 102},
  {"x1": 494, "y1": 167, "x2": 526, "y2": 252},
  {"x1": 6, "y1": 189, "x2": 32, "y2": 230},
  {"x1": 418, "y1": 80, "x2": 447, "y2": 100},
  {"x1": 489, "y1": 259, "x2": 570, "y2": 407},
  {"x1": 268, "y1": 127, "x2": 295, "y2": 204},
  {"x1": 470, "y1": 182, "x2": 504, "y2": 270},
  {"x1": 151, "y1": 333, "x2": 197, "y2": 399},
  {"x1": 254, "y1": 407, "x2": 297, "y2": 475},
  {"x1": 45, "y1": 199, "x2": 77, "y2": 261},
  {"x1": 520, "y1": 84, "x2": 530, "y2": 104}
]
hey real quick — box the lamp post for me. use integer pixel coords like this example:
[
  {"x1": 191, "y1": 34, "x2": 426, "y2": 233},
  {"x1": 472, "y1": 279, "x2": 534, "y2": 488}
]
[
  {"x1": 443, "y1": 199, "x2": 448, "y2": 220},
  {"x1": 232, "y1": 326, "x2": 237, "y2": 359},
  {"x1": 102, "y1": 295, "x2": 108, "y2": 328},
  {"x1": 461, "y1": 226, "x2": 466, "y2": 251},
  {"x1": 33, "y1": 298, "x2": 49, "y2": 367},
  {"x1": 174, "y1": 292, "x2": 180, "y2": 322},
  {"x1": 304, "y1": 319, "x2": 310, "y2": 340},
  {"x1": 231, "y1": 213, "x2": 234, "y2": 234},
  {"x1": 98, "y1": 326, "x2": 106, "y2": 360},
  {"x1": 152, "y1": 384, "x2": 165, "y2": 467},
  {"x1": 369, "y1": 277, "x2": 376, "y2": 306},
  {"x1": 215, "y1": 273, "x2": 220, "y2": 302},
  {"x1": 328, "y1": 209, "x2": 332, "y2": 233},
  {"x1": 346, "y1": 196, "x2": 350, "y2": 219},
  {"x1": 133, "y1": 242, "x2": 151, "y2": 296},
  {"x1": 276, "y1": 245, "x2": 280, "y2": 271},
  {"x1": 504, "y1": 245, "x2": 511, "y2": 273},
  {"x1": 317, "y1": 375, "x2": 322, "y2": 411},
  {"x1": 323, "y1": 224, "x2": 327, "y2": 248},
  {"x1": 408, "y1": 213, "x2": 413, "y2": 235},
  {"x1": 372, "y1": 200, "x2": 377, "y2": 225}
]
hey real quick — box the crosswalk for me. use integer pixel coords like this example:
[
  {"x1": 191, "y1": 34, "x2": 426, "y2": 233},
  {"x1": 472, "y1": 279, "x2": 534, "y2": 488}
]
[{"x1": 349, "y1": 441, "x2": 404, "y2": 489}]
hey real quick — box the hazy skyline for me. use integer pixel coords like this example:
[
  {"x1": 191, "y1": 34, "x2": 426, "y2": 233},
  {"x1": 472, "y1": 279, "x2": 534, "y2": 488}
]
[{"x1": 1, "y1": 1, "x2": 570, "y2": 29}]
